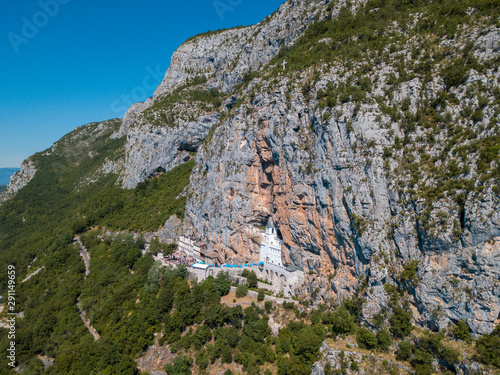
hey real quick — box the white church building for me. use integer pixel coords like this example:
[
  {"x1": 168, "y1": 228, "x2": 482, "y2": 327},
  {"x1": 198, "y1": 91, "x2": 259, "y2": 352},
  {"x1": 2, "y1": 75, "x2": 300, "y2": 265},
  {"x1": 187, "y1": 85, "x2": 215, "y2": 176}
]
[
  {"x1": 187, "y1": 218, "x2": 304, "y2": 297},
  {"x1": 260, "y1": 219, "x2": 284, "y2": 267}
]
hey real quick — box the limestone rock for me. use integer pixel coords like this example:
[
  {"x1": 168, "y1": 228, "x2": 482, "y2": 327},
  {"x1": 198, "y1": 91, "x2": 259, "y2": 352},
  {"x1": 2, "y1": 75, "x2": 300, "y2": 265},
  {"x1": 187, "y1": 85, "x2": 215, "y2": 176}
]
[{"x1": 0, "y1": 160, "x2": 37, "y2": 202}]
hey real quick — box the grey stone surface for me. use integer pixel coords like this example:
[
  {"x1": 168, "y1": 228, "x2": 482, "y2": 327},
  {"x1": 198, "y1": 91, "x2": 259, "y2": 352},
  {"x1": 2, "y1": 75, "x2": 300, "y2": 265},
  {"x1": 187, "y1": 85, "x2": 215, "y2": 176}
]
[{"x1": 0, "y1": 159, "x2": 37, "y2": 202}]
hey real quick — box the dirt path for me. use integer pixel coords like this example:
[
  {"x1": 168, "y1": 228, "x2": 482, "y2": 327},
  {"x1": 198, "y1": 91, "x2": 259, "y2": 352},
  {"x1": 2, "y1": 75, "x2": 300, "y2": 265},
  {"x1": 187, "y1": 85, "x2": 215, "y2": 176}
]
[
  {"x1": 75, "y1": 236, "x2": 90, "y2": 277},
  {"x1": 76, "y1": 299, "x2": 100, "y2": 341},
  {"x1": 22, "y1": 266, "x2": 45, "y2": 283},
  {"x1": 73, "y1": 237, "x2": 98, "y2": 340}
]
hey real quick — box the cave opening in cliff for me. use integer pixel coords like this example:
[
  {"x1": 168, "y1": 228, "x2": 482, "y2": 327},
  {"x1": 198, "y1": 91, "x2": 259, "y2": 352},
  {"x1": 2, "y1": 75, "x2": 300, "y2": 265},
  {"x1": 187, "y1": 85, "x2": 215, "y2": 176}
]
[
  {"x1": 456, "y1": 193, "x2": 466, "y2": 230},
  {"x1": 148, "y1": 166, "x2": 166, "y2": 179}
]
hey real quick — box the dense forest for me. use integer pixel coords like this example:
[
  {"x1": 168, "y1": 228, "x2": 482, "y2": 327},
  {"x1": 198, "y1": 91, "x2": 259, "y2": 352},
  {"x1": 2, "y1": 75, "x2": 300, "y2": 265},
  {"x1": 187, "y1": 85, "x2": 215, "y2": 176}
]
[{"x1": 1, "y1": 229, "x2": 499, "y2": 374}]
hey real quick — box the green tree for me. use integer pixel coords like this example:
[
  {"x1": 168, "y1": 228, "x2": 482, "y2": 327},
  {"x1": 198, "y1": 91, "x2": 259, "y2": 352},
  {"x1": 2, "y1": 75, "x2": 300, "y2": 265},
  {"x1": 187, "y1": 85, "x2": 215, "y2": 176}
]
[
  {"x1": 246, "y1": 271, "x2": 258, "y2": 288},
  {"x1": 376, "y1": 329, "x2": 392, "y2": 352},
  {"x1": 397, "y1": 340, "x2": 413, "y2": 361},
  {"x1": 389, "y1": 306, "x2": 413, "y2": 338},
  {"x1": 401, "y1": 260, "x2": 419, "y2": 285},
  {"x1": 322, "y1": 306, "x2": 356, "y2": 336},
  {"x1": 193, "y1": 324, "x2": 212, "y2": 350},
  {"x1": 236, "y1": 284, "x2": 248, "y2": 298},
  {"x1": 356, "y1": 327, "x2": 377, "y2": 350},
  {"x1": 214, "y1": 272, "x2": 231, "y2": 296},
  {"x1": 195, "y1": 350, "x2": 209, "y2": 370},
  {"x1": 475, "y1": 325, "x2": 500, "y2": 368},
  {"x1": 221, "y1": 345, "x2": 233, "y2": 364},
  {"x1": 452, "y1": 320, "x2": 471, "y2": 342},
  {"x1": 258, "y1": 290, "x2": 265, "y2": 302},
  {"x1": 164, "y1": 355, "x2": 193, "y2": 375}
]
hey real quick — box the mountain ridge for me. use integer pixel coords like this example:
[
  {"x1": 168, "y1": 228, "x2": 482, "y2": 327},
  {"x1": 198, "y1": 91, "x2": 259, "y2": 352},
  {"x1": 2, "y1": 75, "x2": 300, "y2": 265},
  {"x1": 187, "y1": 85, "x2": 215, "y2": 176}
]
[
  {"x1": 3, "y1": 0, "x2": 499, "y2": 336},
  {"x1": 1, "y1": 0, "x2": 499, "y2": 373}
]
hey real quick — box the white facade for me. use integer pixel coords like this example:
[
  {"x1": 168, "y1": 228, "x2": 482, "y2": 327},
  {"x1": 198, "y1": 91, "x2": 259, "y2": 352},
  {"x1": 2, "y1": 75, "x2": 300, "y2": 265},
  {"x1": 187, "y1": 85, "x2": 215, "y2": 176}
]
[
  {"x1": 260, "y1": 219, "x2": 284, "y2": 267},
  {"x1": 178, "y1": 235, "x2": 206, "y2": 260}
]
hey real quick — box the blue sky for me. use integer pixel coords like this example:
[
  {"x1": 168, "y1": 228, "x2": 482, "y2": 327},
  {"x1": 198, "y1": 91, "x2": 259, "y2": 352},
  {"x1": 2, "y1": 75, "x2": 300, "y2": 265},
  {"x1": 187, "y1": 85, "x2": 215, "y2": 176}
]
[{"x1": 0, "y1": 0, "x2": 285, "y2": 168}]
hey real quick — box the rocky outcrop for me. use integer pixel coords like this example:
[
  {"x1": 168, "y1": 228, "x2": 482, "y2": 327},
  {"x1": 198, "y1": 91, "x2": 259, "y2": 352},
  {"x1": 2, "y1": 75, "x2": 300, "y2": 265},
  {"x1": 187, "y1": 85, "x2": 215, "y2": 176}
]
[
  {"x1": 118, "y1": 0, "x2": 332, "y2": 189},
  {"x1": 121, "y1": 114, "x2": 219, "y2": 189},
  {"x1": 179, "y1": 15, "x2": 500, "y2": 335},
  {"x1": 107, "y1": 0, "x2": 500, "y2": 336},
  {"x1": 151, "y1": 0, "x2": 332, "y2": 97},
  {"x1": 0, "y1": 159, "x2": 37, "y2": 202},
  {"x1": 312, "y1": 340, "x2": 412, "y2": 375}
]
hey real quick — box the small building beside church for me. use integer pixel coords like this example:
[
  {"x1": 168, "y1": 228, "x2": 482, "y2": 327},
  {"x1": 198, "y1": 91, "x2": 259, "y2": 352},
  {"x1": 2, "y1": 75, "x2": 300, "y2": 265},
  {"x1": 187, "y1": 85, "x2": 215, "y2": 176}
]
[{"x1": 178, "y1": 235, "x2": 206, "y2": 261}]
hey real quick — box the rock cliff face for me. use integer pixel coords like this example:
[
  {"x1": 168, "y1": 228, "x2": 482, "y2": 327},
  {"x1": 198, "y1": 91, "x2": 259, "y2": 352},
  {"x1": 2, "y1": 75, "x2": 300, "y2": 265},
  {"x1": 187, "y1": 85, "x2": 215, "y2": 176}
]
[
  {"x1": 119, "y1": 0, "x2": 331, "y2": 189},
  {"x1": 128, "y1": 0, "x2": 499, "y2": 335},
  {"x1": 0, "y1": 160, "x2": 37, "y2": 202},
  {"x1": 4, "y1": 0, "x2": 500, "y2": 335}
]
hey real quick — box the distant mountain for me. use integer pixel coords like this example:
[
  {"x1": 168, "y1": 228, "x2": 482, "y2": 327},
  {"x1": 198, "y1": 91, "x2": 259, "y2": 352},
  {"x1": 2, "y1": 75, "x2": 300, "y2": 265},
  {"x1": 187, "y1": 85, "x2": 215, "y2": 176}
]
[{"x1": 0, "y1": 168, "x2": 19, "y2": 185}]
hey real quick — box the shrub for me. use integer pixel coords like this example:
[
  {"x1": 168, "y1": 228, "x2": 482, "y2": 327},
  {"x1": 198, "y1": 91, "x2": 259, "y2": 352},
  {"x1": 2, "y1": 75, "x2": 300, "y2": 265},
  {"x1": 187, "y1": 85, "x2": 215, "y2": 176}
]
[
  {"x1": 471, "y1": 109, "x2": 484, "y2": 123},
  {"x1": 221, "y1": 346, "x2": 233, "y2": 364},
  {"x1": 322, "y1": 306, "x2": 356, "y2": 336},
  {"x1": 397, "y1": 341, "x2": 413, "y2": 361},
  {"x1": 376, "y1": 329, "x2": 392, "y2": 352},
  {"x1": 281, "y1": 301, "x2": 294, "y2": 310},
  {"x1": 195, "y1": 350, "x2": 209, "y2": 370},
  {"x1": 236, "y1": 284, "x2": 248, "y2": 298},
  {"x1": 193, "y1": 325, "x2": 212, "y2": 349},
  {"x1": 475, "y1": 325, "x2": 500, "y2": 368},
  {"x1": 389, "y1": 306, "x2": 413, "y2": 339},
  {"x1": 452, "y1": 320, "x2": 471, "y2": 342},
  {"x1": 258, "y1": 290, "x2": 265, "y2": 302},
  {"x1": 215, "y1": 272, "x2": 231, "y2": 296},
  {"x1": 373, "y1": 312, "x2": 386, "y2": 328},
  {"x1": 401, "y1": 260, "x2": 419, "y2": 285},
  {"x1": 264, "y1": 301, "x2": 273, "y2": 312},
  {"x1": 357, "y1": 327, "x2": 377, "y2": 350},
  {"x1": 441, "y1": 59, "x2": 469, "y2": 89},
  {"x1": 164, "y1": 355, "x2": 193, "y2": 375},
  {"x1": 439, "y1": 345, "x2": 460, "y2": 364}
]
